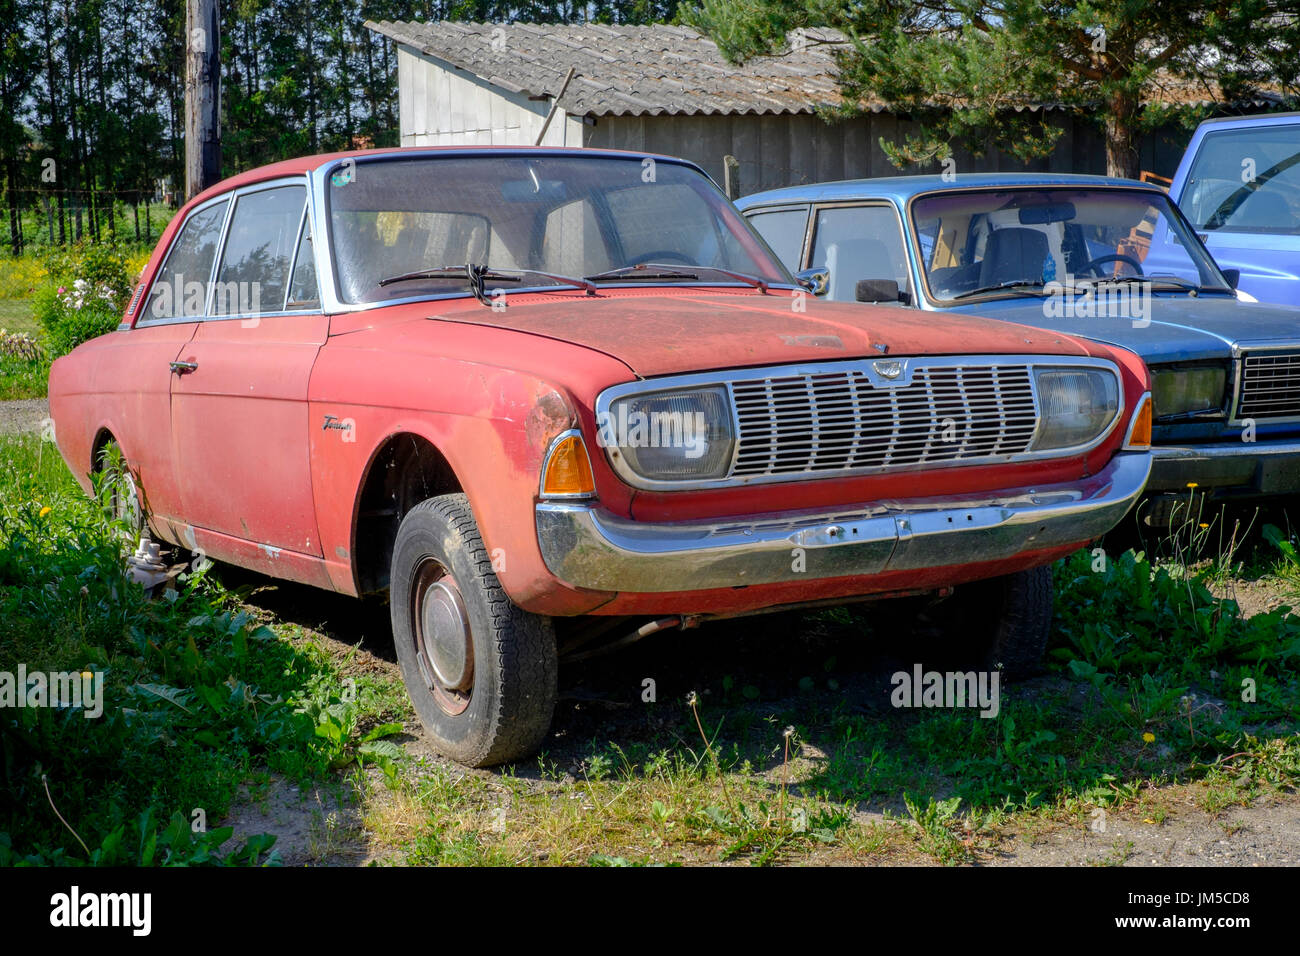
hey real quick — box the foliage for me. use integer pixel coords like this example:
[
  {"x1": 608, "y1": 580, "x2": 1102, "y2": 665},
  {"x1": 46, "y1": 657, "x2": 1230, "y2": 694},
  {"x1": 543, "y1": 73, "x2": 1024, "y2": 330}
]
[
  {"x1": 685, "y1": 0, "x2": 1300, "y2": 177},
  {"x1": 32, "y1": 244, "x2": 133, "y2": 357},
  {"x1": 0, "y1": 434, "x2": 394, "y2": 865}
]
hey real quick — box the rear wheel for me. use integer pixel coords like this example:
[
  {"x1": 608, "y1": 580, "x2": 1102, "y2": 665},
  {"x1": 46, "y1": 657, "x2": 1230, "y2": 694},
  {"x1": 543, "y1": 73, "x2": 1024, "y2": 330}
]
[
  {"x1": 97, "y1": 438, "x2": 145, "y2": 539},
  {"x1": 390, "y1": 493, "x2": 557, "y2": 767}
]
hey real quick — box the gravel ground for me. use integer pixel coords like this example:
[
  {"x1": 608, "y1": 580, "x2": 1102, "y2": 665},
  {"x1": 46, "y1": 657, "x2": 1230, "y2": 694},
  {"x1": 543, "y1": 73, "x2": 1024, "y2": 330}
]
[{"x1": 0, "y1": 398, "x2": 50, "y2": 436}]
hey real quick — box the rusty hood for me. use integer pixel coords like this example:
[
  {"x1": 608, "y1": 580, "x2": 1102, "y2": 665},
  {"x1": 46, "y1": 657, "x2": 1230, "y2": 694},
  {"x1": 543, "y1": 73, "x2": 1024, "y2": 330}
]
[{"x1": 425, "y1": 289, "x2": 1092, "y2": 378}]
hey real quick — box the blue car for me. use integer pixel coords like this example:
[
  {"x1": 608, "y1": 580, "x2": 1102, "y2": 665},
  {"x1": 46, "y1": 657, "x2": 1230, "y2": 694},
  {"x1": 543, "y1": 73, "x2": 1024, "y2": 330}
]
[
  {"x1": 737, "y1": 174, "x2": 1300, "y2": 518},
  {"x1": 1169, "y1": 111, "x2": 1300, "y2": 306}
]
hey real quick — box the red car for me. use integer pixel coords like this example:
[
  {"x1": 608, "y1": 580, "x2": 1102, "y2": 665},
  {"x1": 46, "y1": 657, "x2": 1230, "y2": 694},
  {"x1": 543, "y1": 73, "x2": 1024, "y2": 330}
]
[{"x1": 50, "y1": 148, "x2": 1153, "y2": 766}]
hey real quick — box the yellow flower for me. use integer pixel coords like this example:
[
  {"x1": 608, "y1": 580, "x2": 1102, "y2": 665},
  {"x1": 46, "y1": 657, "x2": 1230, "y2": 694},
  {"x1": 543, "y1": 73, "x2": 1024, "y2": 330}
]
[
  {"x1": 38, "y1": 506, "x2": 51, "y2": 518},
  {"x1": 1142, "y1": 732, "x2": 1156, "y2": 743},
  {"x1": 1186, "y1": 482, "x2": 1199, "y2": 489},
  {"x1": 1199, "y1": 523, "x2": 1209, "y2": 529}
]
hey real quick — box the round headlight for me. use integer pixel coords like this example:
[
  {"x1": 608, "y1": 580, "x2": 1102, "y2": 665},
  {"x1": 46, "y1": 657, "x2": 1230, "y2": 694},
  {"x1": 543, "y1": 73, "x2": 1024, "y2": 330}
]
[
  {"x1": 600, "y1": 386, "x2": 735, "y2": 482},
  {"x1": 1031, "y1": 367, "x2": 1120, "y2": 451}
]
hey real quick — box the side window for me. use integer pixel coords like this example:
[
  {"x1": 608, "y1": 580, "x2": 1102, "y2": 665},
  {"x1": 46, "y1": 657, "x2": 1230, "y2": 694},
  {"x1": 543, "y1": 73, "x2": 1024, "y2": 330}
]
[
  {"x1": 213, "y1": 185, "x2": 306, "y2": 316},
  {"x1": 286, "y1": 217, "x2": 320, "y2": 310},
  {"x1": 145, "y1": 199, "x2": 229, "y2": 321},
  {"x1": 811, "y1": 204, "x2": 911, "y2": 302},
  {"x1": 745, "y1": 207, "x2": 808, "y2": 272}
]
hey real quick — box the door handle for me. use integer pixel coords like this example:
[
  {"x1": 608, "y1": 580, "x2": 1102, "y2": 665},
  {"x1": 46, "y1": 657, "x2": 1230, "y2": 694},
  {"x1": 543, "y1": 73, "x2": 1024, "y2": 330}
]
[{"x1": 169, "y1": 360, "x2": 198, "y2": 374}]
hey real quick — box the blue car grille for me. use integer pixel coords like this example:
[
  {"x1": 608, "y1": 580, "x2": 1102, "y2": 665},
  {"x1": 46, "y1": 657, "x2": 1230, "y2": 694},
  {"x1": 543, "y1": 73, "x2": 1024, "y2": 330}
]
[
  {"x1": 1238, "y1": 351, "x2": 1300, "y2": 420},
  {"x1": 730, "y1": 364, "x2": 1039, "y2": 476}
]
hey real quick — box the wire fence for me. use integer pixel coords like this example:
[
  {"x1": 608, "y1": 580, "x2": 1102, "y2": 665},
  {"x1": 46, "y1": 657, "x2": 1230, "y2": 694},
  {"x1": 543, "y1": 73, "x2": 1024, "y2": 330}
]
[{"x1": 2, "y1": 188, "x2": 180, "y2": 257}]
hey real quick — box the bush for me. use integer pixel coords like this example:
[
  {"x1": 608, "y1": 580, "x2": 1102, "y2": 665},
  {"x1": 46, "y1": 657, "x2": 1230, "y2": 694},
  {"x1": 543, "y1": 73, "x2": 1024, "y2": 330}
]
[
  {"x1": 33, "y1": 244, "x2": 133, "y2": 357},
  {"x1": 0, "y1": 255, "x2": 47, "y2": 300}
]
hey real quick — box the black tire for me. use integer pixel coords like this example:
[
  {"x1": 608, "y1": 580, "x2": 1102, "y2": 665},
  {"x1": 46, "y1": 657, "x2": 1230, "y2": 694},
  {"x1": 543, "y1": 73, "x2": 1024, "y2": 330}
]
[
  {"x1": 914, "y1": 565, "x2": 1053, "y2": 680},
  {"x1": 977, "y1": 565, "x2": 1053, "y2": 679},
  {"x1": 390, "y1": 493, "x2": 557, "y2": 767}
]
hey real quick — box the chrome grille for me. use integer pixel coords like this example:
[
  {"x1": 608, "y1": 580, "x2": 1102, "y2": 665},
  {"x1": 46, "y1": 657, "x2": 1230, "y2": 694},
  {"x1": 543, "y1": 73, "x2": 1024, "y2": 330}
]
[
  {"x1": 731, "y1": 364, "x2": 1039, "y2": 476},
  {"x1": 1239, "y1": 350, "x2": 1300, "y2": 420}
]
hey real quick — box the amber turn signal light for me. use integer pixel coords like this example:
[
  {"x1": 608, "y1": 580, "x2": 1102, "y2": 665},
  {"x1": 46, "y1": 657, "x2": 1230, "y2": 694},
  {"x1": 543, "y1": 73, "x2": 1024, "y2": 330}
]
[
  {"x1": 542, "y1": 432, "x2": 595, "y2": 497},
  {"x1": 1124, "y1": 394, "x2": 1152, "y2": 450}
]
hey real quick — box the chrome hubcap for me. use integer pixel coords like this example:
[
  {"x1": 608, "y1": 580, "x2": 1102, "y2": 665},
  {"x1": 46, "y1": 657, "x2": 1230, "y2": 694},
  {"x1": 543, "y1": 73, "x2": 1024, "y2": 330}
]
[{"x1": 412, "y1": 559, "x2": 473, "y2": 716}]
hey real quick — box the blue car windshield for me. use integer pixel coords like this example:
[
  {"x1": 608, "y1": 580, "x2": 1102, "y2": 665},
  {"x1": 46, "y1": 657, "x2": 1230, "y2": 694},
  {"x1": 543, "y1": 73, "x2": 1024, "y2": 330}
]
[{"x1": 910, "y1": 187, "x2": 1232, "y2": 303}]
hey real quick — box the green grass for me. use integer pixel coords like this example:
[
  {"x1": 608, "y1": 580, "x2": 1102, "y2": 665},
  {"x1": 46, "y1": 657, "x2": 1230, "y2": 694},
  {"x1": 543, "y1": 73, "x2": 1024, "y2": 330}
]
[
  {"x1": 0, "y1": 434, "x2": 400, "y2": 865},
  {"x1": 0, "y1": 298, "x2": 36, "y2": 337}
]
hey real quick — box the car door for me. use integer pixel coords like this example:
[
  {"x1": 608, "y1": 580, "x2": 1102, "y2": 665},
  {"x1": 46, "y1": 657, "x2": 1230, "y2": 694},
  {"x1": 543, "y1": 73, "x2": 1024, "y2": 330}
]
[
  {"x1": 169, "y1": 179, "x2": 328, "y2": 556},
  {"x1": 114, "y1": 196, "x2": 231, "y2": 526}
]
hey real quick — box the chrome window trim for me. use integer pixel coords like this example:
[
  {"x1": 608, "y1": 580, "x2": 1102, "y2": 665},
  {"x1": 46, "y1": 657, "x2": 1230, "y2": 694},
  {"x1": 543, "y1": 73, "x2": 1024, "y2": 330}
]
[
  {"x1": 1228, "y1": 341, "x2": 1300, "y2": 426},
  {"x1": 594, "y1": 354, "x2": 1125, "y2": 491}
]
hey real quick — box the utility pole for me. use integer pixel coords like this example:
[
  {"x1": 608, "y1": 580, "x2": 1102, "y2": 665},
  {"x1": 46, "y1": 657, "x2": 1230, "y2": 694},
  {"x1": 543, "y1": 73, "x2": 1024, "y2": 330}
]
[{"x1": 185, "y1": 0, "x2": 221, "y2": 201}]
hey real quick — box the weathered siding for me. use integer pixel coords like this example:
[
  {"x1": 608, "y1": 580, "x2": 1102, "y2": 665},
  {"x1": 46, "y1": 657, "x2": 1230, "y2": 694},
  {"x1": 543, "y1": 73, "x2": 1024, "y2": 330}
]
[
  {"x1": 585, "y1": 112, "x2": 1190, "y2": 195},
  {"x1": 397, "y1": 47, "x2": 583, "y2": 147}
]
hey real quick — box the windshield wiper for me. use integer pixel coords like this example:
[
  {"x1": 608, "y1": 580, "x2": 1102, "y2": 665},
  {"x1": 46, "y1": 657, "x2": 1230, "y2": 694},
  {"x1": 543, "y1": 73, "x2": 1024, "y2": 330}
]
[
  {"x1": 949, "y1": 280, "x2": 1048, "y2": 300},
  {"x1": 1079, "y1": 274, "x2": 1226, "y2": 294},
  {"x1": 585, "y1": 262, "x2": 770, "y2": 292},
  {"x1": 378, "y1": 264, "x2": 597, "y2": 305}
]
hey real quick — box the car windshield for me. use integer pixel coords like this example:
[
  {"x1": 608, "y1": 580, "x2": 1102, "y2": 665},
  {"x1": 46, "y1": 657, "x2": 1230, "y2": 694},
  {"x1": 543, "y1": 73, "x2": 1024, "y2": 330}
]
[
  {"x1": 326, "y1": 154, "x2": 790, "y2": 304},
  {"x1": 910, "y1": 187, "x2": 1231, "y2": 303},
  {"x1": 1180, "y1": 124, "x2": 1300, "y2": 234}
]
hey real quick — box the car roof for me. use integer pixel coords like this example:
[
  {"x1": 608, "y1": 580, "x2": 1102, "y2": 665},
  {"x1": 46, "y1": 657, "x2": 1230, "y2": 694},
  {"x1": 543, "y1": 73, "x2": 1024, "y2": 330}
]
[
  {"x1": 188, "y1": 146, "x2": 706, "y2": 207},
  {"x1": 736, "y1": 172, "x2": 1165, "y2": 208},
  {"x1": 1192, "y1": 110, "x2": 1300, "y2": 131}
]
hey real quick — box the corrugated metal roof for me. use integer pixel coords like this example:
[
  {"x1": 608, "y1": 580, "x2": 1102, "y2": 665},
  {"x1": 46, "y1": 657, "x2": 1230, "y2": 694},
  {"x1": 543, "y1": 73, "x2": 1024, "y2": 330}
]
[{"x1": 363, "y1": 21, "x2": 850, "y2": 116}]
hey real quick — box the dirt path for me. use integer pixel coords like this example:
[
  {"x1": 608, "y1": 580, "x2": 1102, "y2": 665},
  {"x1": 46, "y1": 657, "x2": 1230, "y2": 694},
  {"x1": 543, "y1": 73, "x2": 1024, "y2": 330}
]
[{"x1": 0, "y1": 398, "x2": 49, "y2": 436}]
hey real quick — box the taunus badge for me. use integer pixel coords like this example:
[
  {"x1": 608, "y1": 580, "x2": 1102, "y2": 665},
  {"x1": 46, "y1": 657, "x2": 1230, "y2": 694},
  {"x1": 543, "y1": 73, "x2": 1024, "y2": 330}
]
[{"x1": 872, "y1": 359, "x2": 903, "y2": 380}]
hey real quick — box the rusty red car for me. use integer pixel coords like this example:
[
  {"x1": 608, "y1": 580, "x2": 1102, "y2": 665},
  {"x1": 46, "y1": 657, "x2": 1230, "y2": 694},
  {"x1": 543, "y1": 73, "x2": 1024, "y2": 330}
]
[{"x1": 49, "y1": 148, "x2": 1154, "y2": 766}]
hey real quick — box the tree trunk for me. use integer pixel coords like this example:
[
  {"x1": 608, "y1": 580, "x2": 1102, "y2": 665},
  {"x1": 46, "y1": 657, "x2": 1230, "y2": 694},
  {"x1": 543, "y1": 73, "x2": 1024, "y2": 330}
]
[{"x1": 1103, "y1": 89, "x2": 1140, "y2": 180}]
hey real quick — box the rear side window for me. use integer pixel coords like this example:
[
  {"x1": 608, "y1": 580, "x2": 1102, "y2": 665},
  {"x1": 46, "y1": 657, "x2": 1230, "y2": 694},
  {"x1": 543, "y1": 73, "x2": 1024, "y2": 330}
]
[
  {"x1": 214, "y1": 185, "x2": 307, "y2": 315},
  {"x1": 1182, "y1": 125, "x2": 1300, "y2": 234},
  {"x1": 746, "y1": 207, "x2": 808, "y2": 271},
  {"x1": 145, "y1": 199, "x2": 229, "y2": 321}
]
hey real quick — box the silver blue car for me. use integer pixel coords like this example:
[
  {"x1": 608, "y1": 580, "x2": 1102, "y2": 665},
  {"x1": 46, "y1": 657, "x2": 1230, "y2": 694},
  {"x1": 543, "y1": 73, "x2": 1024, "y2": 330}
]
[
  {"x1": 738, "y1": 174, "x2": 1300, "y2": 519},
  {"x1": 1169, "y1": 111, "x2": 1300, "y2": 307}
]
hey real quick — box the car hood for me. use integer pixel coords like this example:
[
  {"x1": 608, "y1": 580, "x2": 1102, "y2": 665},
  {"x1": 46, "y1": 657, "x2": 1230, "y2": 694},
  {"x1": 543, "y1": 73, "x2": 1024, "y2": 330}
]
[
  {"x1": 951, "y1": 294, "x2": 1300, "y2": 365},
  {"x1": 428, "y1": 289, "x2": 1093, "y2": 378}
]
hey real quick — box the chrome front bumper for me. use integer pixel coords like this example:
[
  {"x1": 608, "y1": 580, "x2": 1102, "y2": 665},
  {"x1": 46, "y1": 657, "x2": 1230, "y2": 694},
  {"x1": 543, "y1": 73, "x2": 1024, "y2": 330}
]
[{"x1": 536, "y1": 452, "x2": 1151, "y2": 593}]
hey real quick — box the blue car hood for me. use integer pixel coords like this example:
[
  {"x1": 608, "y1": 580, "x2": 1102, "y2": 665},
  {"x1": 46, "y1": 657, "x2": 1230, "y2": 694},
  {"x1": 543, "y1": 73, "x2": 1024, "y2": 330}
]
[{"x1": 949, "y1": 294, "x2": 1300, "y2": 364}]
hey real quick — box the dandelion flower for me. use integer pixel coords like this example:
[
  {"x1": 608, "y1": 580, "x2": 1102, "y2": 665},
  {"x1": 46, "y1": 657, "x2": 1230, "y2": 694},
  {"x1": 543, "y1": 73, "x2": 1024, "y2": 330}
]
[
  {"x1": 1186, "y1": 482, "x2": 1199, "y2": 489},
  {"x1": 38, "y1": 506, "x2": 51, "y2": 518},
  {"x1": 1142, "y1": 732, "x2": 1155, "y2": 743}
]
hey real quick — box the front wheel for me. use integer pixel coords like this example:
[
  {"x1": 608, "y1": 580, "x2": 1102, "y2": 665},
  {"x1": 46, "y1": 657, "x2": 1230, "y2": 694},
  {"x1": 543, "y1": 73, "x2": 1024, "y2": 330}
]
[
  {"x1": 914, "y1": 565, "x2": 1053, "y2": 679},
  {"x1": 390, "y1": 493, "x2": 557, "y2": 767}
]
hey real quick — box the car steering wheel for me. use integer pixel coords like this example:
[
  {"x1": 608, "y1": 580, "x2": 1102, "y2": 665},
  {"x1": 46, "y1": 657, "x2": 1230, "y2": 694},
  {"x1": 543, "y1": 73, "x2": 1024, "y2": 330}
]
[{"x1": 1079, "y1": 253, "x2": 1144, "y2": 278}]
